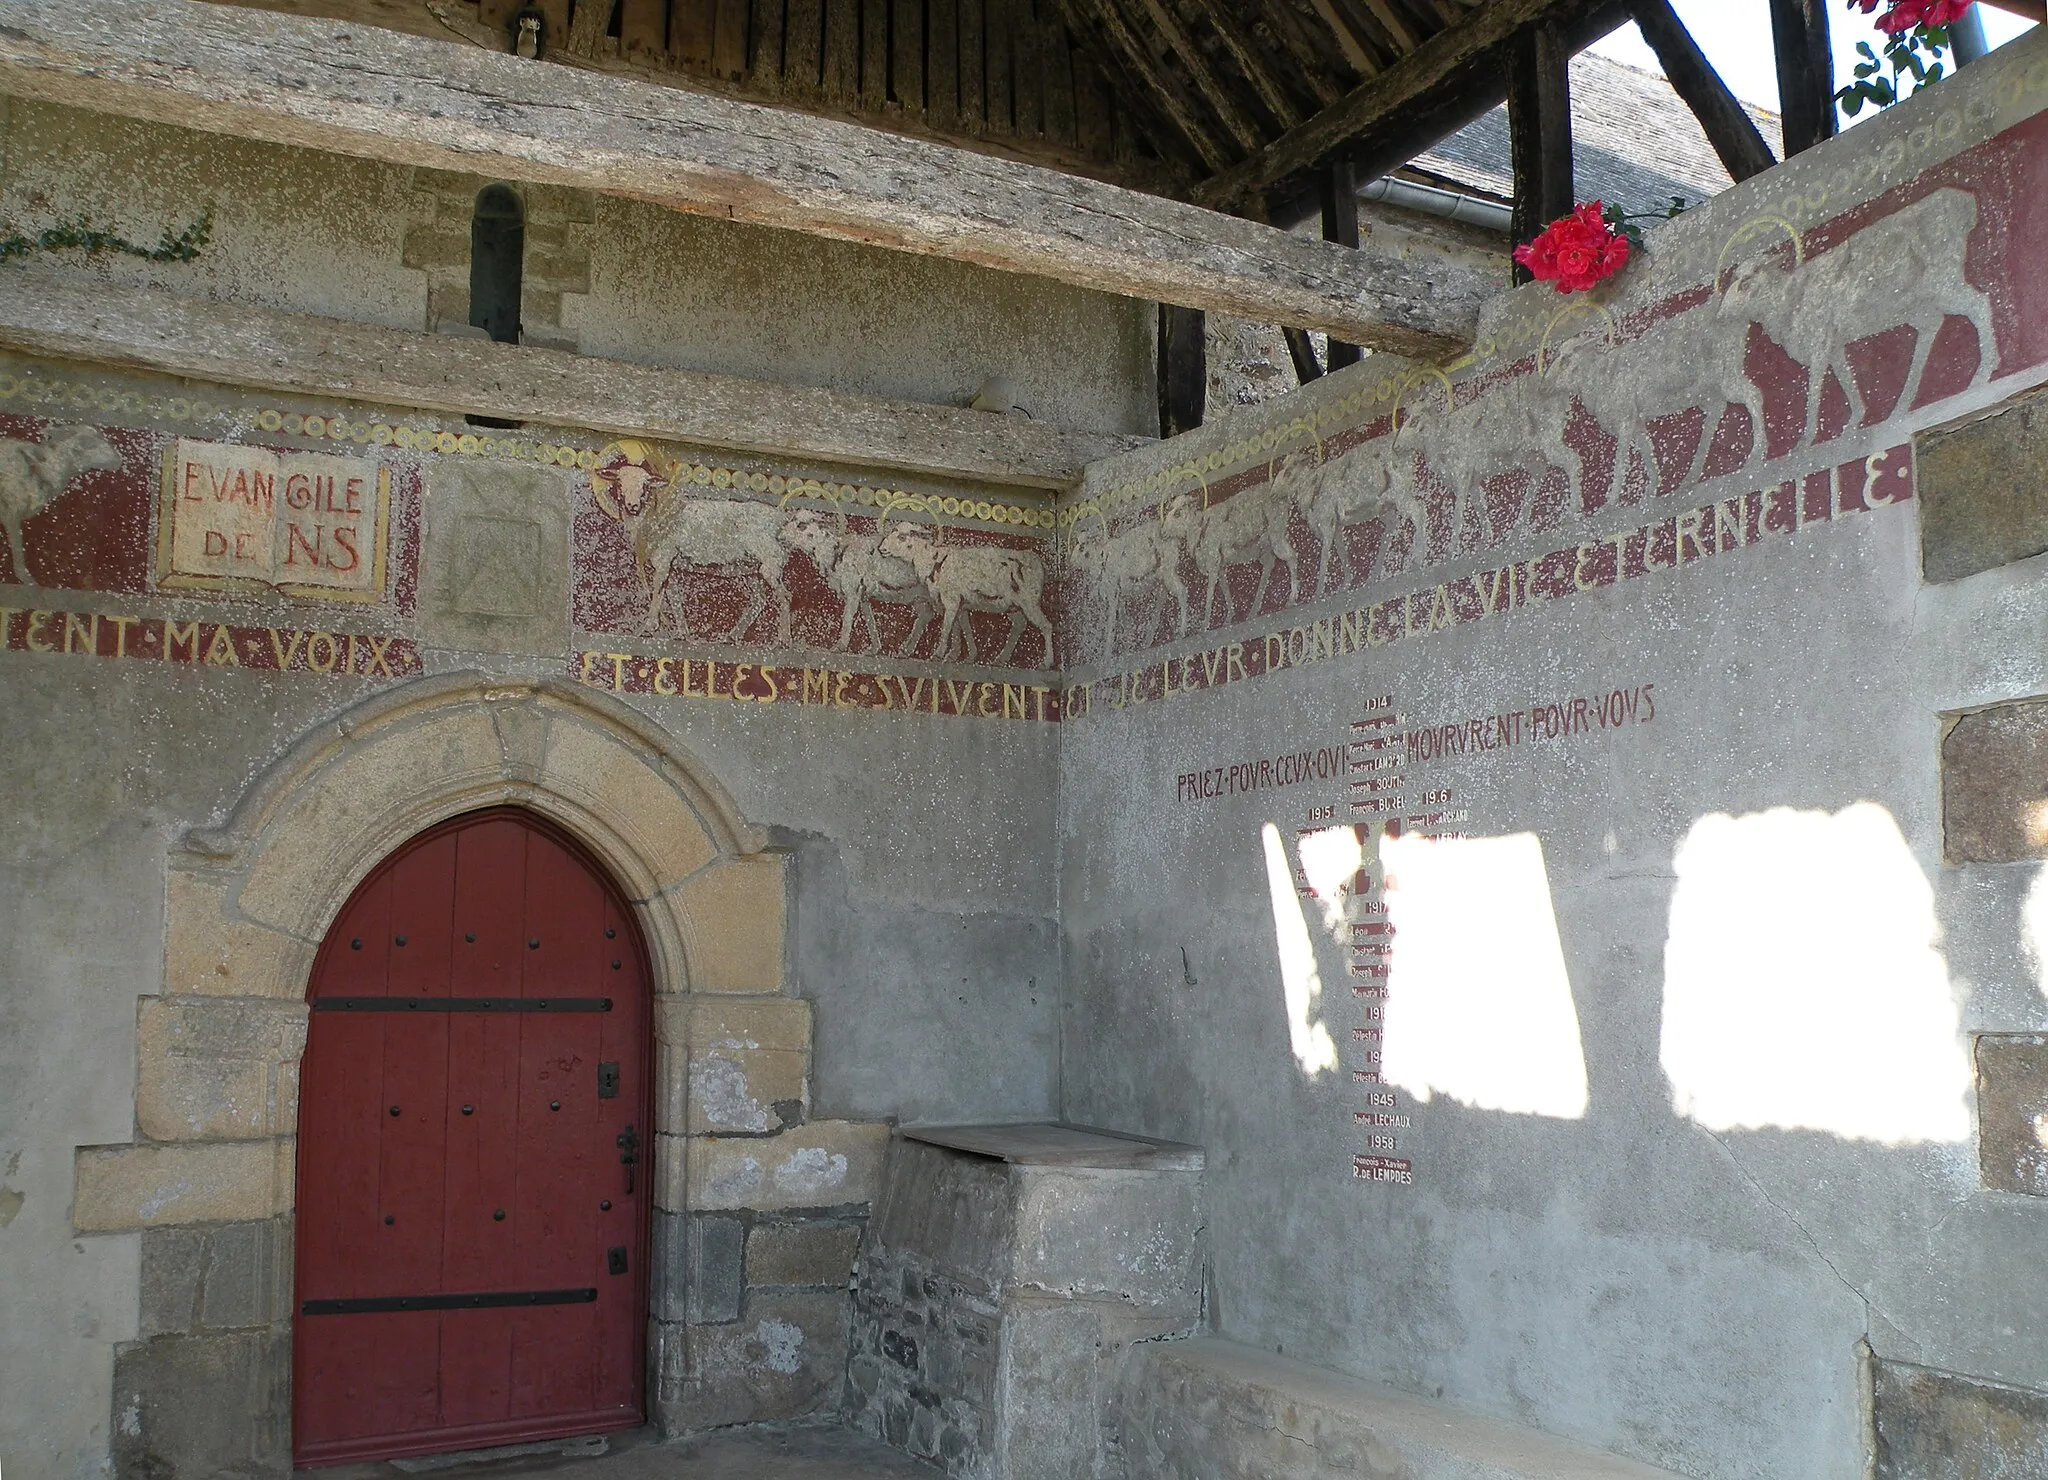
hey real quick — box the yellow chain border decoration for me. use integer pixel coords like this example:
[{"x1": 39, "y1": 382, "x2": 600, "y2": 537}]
[{"x1": 0, "y1": 371, "x2": 1057, "y2": 533}]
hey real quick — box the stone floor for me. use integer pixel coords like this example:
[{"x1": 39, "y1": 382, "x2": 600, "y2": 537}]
[{"x1": 306, "y1": 1423, "x2": 939, "y2": 1480}]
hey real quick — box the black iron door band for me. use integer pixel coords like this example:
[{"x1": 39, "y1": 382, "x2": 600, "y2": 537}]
[
  {"x1": 313, "y1": 997, "x2": 612, "y2": 1012},
  {"x1": 302, "y1": 1287, "x2": 599, "y2": 1315}
]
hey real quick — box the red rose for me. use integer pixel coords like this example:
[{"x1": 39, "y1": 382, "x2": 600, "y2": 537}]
[
  {"x1": 1513, "y1": 201, "x2": 1631, "y2": 294},
  {"x1": 1851, "y1": 0, "x2": 1971, "y2": 34}
]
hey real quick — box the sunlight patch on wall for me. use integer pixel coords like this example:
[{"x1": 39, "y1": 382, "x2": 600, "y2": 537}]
[
  {"x1": 1380, "y1": 832, "x2": 1590, "y2": 1120},
  {"x1": 1662, "y1": 803, "x2": 1971, "y2": 1145},
  {"x1": 1261, "y1": 822, "x2": 1340, "y2": 1075},
  {"x1": 1299, "y1": 822, "x2": 1365, "y2": 937},
  {"x1": 2021, "y1": 864, "x2": 2048, "y2": 1005}
]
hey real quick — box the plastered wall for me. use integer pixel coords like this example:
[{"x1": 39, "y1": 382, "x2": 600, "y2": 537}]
[
  {"x1": 0, "y1": 367, "x2": 1062, "y2": 1474},
  {"x1": 1053, "y1": 32, "x2": 2048, "y2": 1480},
  {"x1": 0, "y1": 97, "x2": 1155, "y2": 436}
]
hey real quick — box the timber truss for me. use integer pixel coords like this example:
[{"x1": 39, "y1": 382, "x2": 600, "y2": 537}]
[{"x1": 5, "y1": 0, "x2": 2046, "y2": 437}]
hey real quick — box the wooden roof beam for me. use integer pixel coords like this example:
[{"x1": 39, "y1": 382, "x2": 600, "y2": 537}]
[
  {"x1": 1193, "y1": 0, "x2": 1631, "y2": 211},
  {"x1": 0, "y1": 272, "x2": 1136, "y2": 487},
  {"x1": 1630, "y1": 0, "x2": 1778, "y2": 183},
  {"x1": 0, "y1": 0, "x2": 1495, "y2": 359}
]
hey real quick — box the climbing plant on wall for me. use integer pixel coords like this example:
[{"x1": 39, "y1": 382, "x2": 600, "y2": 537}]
[{"x1": 0, "y1": 208, "x2": 213, "y2": 267}]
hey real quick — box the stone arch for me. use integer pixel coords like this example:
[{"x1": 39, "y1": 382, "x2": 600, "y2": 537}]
[
  {"x1": 175, "y1": 670, "x2": 773, "y2": 1001},
  {"x1": 78, "y1": 671, "x2": 794, "y2": 1231}
]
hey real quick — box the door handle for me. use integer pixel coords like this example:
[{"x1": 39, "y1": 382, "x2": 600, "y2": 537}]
[{"x1": 615, "y1": 1124, "x2": 638, "y2": 1196}]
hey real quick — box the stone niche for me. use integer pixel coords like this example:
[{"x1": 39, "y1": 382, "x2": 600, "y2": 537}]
[{"x1": 846, "y1": 1123, "x2": 1205, "y2": 1480}]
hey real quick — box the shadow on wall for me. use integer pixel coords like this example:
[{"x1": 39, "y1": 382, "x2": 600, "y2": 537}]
[{"x1": 1261, "y1": 802, "x2": 1973, "y2": 1145}]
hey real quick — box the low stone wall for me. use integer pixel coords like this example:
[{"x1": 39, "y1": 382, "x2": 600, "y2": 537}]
[{"x1": 1113, "y1": 1340, "x2": 1687, "y2": 1480}]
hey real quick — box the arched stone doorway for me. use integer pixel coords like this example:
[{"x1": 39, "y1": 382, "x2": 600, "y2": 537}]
[
  {"x1": 76, "y1": 674, "x2": 890, "y2": 1478},
  {"x1": 294, "y1": 807, "x2": 654, "y2": 1465}
]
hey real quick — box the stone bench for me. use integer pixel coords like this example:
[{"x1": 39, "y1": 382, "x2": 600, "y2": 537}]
[{"x1": 1114, "y1": 1338, "x2": 1689, "y2": 1480}]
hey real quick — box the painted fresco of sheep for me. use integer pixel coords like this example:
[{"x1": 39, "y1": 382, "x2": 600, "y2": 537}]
[
  {"x1": 1065, "y1": 492, "x2": 1194, "y2": 655},
  {"x1": 1159, "y1": 477, "x2": 1299, "y2": 631},
  {"x1": 877, "y1": 522, "x2": 1055, "y2": 668},
  {"x1": 783, "y1": 509, "x2": 936, "y2": 655},
  {"x1": 0, "y1": 424, "x2": 121, "y2": 583},
  {"x1": 1716, "y1": 187, "x2": 1996, "y2": 444},
  {"x1": 633, "y1": 490, "x2": 800, "y2": 643}
]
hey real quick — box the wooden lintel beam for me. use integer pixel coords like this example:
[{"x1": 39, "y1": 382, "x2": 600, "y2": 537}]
[
  {"x1": 1770, "y1": 0, "x2": 1836, "y2": 157},
  {"x1": 0, "y1": 0, "x2": 1490, "y2": 358},
  {"x1": 0, "y1": 273, "x2": 1135, "y2": 488},
  {"x1": 1630, "y1": 0, "x2": 1778, "y2": 183},
  {"x1": 1195, "y1": 0, "x2": 1628, "y2": 211}
]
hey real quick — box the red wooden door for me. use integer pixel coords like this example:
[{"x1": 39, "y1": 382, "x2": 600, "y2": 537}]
[{"x1": 294, "y1": 808, "x2": 652, "y2": 1465}]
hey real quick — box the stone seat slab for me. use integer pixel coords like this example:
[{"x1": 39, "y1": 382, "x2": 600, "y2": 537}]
[
  {"x1": 898, "y1": 1120, "x2": 1205, "y2": 1170},
  {"x1": 1120, "y1": 1338, "x2": 1689, "y2": 1480}
]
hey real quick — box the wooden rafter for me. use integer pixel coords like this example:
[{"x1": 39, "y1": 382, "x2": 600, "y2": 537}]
[
  {"x1": 1056, "y1": 0, "x2": 1237, "y2": 168},
  {"x1": 0, "y1": 0, "x2": 1495, "y2": 356},
  {"x1": 1124, "y1": 0, "x2": 1270, "y2": 152},
  {"x1": 1192, "y1": 0, "x2": 1628, "y2": 211},
  {"x1": 1630, "y1": 0, "x2": 1777, "y2": 183},
  {"x1": 1179, "y1": 0, "x2": 1310, "y2": 132}
]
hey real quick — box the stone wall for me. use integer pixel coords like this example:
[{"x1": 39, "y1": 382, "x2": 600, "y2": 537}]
[
  {"x1": 1054, "y1": 32, "x2": 2048, "y2": 1480},
  {"x1": 0, "y1": 338, "x2": 1062, "y2": 1477}
]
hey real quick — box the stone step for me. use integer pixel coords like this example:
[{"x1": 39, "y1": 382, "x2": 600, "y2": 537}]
[{"x1": 1116, "y1": 1339, "x2": 1689, "y2": 1480}]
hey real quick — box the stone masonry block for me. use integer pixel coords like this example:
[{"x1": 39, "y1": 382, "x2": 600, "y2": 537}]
[
  {"x1": 520, "y1": 288, "x2": 564, "y2": 329},
  {"x1": 401, "y1": 226, "x2": 471, "y2": 271},
  {"x1": 691, "y1": 1047, "x2": 807, "y2": 1134},
  {"x1": 656, "y1": 1036, "x2": 688, "y2": 1138},
  {"x1": 239, "y1": 709, "x2": 504, "y2": 934},
  {"x1": 1875, "y1": 1359, "x2": 2048, "y2": 1480},
  {"x1": 522, "y1": 184, "x2": 598, "y2": 223},
  {"x1": 427, "y1": 283, "x2": 471, "y2": 331},
  {"x1": 654, "y1": 1131, "x2": 686, "y2": 1212},
  {"x1": 652, "y1": 1209, "x2": 744, "y2": 1324},
  {"x1": 689, "y1": 1121, "x2": 889, "y2": 1212},
  {"x1": 164, "y1": 869, "x2": 312, "y2": 999},
  {"x1": 1918, "y1": 384, "x2": 2048, "y2": 583},
  {"x1": 675, "y1": 855, "x2": 787, "y2": 994},
  {"x1": 689, "y1": 1214, "x2": 746, "y2": 1323},
  {"x1": 525, "y1": 252, "x2": 592, "y2": 294},
  {"x1": 1943, "y1": 699, "x2": 2048, "y2": 863},
  {"x1": 542, "y1": 720, "x2": 716, "y2": 893},
  {"x1": 658, "y1": 1290, "x2": 848, "y2": 1433},
  {"x1": 747, "y1": 1220, "x2": 860, "y2": 1288},
  {"x1": 141, "y1": 1217, "x2": 295, "y2": 1335},
  {"x1": 137, "y1": 997, "x2": 308, "y2": 1141},
  {"x1": 1976, "y1": 1034, "x2": 2048, "y2": 1195},
  {"x1": 76, "y1": 1140, "x2": 294, "y2": 1232},
  {"x1": 689, "y1": 997, "x2": 813, "y2": 1054},
  {"x1": 112, "y1": 1329, "x2": 290, "y2": 1480}
]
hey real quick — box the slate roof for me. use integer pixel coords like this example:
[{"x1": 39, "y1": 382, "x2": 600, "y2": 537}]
[{"x1": 1410, "y1": 51, "x2": 1785, "y2": 219}]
